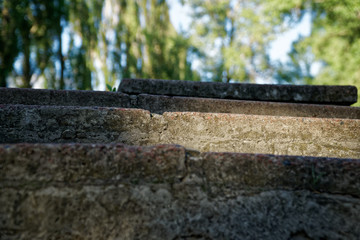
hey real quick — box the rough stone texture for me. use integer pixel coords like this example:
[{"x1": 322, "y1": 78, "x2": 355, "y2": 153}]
[
  {"x1": 160, "y1": 111, "x2": 360, "y2": 158},
  {"x1": 137, "y1": 94, "x2": 360, "y2": 119},
  {"x1": 119, "y1": 78, "x2": 358, "y2": 105},
  {"x1": 1, "y1": 105, "x2": 359, "y2": 158},
  {"x1": 0, "y1": 87, "x2": 133, "y2": 108},
  {"x1": 1, "y1": 143, "x2": 360, "y2": 239},
  {"x1": 0, "y1": 104, "x2": 160, "y2": 146},
  {"x1": 2, "y1": 86, "x2": 360, "y2": 240},
  {"x1": 1, "y1": 87, "x2": 360, "y2": 119}
]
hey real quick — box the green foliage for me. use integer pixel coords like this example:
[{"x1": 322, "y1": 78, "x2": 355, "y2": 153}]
[
  {"x1": 1, "y1": 0, "x2": 199, "y2": 90},
  {"x1": 106, "y1": 83, "x2": 116, "y2": 92},
  {"x1": 0, "y1": 0, "x2": 20, "y2": 87},
  {"x1": 185, "y1": 0, "x2": 277, "y2": 83},
  {"x1": 186, "y1": 0, "x2": 360, "y2": 105},
  {"x1": 310, "y1": 1, "x2": 360, "y2": 106},
  {"x1": 1, "y1": 0, "x2": 359, "y2": 106},
  {"x1": 267, "y1": 0, "x2": 360, "y2": 105},
  {"x1": 274, "y1": 37, "x2": 314, "y2": 85},
  {"x1": 0, "y1": 0, "x2": 70, "y2": 88}
]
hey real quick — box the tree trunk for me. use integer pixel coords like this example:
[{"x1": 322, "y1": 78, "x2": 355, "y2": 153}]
[
  {"x1": 22, "y1": 37, "x2": 32, "y2": 88},
  {"x1": 123, "y1": 35, "x2": 131, "y2": 79},
  {"x1": 0, "y1": 69, "x2": 7, "y2": 87},
  {"x1": 59, "y1": 24, "x2": 65, "y2": 89}
]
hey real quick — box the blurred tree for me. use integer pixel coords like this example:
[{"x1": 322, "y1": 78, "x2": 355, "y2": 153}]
[
  {"x1": 185, "y1": 0, "x2": 277, "y2": 83},
  {"x1": 185, "y1": 0, "x2": 359, "y2": 105},
  {"x1": 37, "y1": 0, "x2": 69, "y2": 89},
  {"x1": 0, "y1": 0, "x2": 20, "y2": 87},
  {"x1": 1, "y1": 0, "x2": 199, "y2": 90},
  {"x1": 273, "y1": 37, "x2": 314, "y2": 84},
  {"x1": 2, "y1": 0, "x2": 359, "y2": 95},
  {"x1": 0, "y1": 0, "x2": 69, "y2": 88},
  {"x1": 67, "y1": 0, "x2": 104, "y2": 90},
  {"x1": 141, "y1": 0, "x2": 198, "y2": 80},
  {"x1": 102, "y1": 0, "x2": 199, "y2": 87},
  {"x1": 266, "y1": 0, "x2": 360, "y2": 105}
]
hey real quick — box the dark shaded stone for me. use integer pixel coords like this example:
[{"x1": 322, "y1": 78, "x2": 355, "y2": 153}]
[
  {"x1": 1, "y1": 143, "x2": 360, "y2": 239},
  {"x1": 1, "y1": 87, "x2": 360, "y2": 119},
  {"x1": 0, "y1": 87, "x2": 132, "y2": 108},
  {"x1": 119, "y1": 78, "x2": 358, "y2": 105},
  {"x1": 1, "y1": 143, "x2": 359, "y2": 197},
  {"x1": 1, "y1": 104, "x2": 359, "y2": 158}
]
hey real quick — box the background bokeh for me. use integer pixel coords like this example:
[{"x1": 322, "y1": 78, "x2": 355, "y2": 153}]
[{"x1": 0, "y1": 0, "x2": 359, "y2": 105}]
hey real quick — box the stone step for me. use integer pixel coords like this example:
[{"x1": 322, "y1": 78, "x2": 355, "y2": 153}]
[
  {"x1": 0, "y1": 87, "x2": 133, "y2": 108},
  {"x1": 1, "y1": 87, "x2": 360, "y2": 119},
  {"x1": 1, "y1": 143, "x2": 360, "y2": 239},
  {"x1": 119, "y1": 78, "x2": 358, "y2": 105},
  {"x1": 1, "y1": 104, "x2": 359, "y2": 158}
]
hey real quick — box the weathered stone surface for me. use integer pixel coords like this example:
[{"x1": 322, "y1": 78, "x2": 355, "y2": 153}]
[
  {"x1": 1, "y1": 105, "x2": 359, "y2": 158},
  {"x1": 137, "y1": 94, "x2": 360, "y2": 118},
  {"x1": 160, "y1": 111, "x2": 360, "y2": 158},
  {"x1": 2, "y1": 85, "x2": 359, "y2": 240},
  {"x1": 0, "y1": 87, "x2": 133, "y2": 108},
  {"x1": 0, "y1": 104, "x2": 159, "y2": 146},
  {"x1": 1, "y1": 144, "x2": 359, "y2": 196},
  {"x1": 1, "y1": 144, "x2": 360, "y2": 239},
  {"x1": 2, "y1": 87, "x2": 360, "y2": 118},
  {"x1": 119, "y1": 78, "x2": 358, "y2": 105}
]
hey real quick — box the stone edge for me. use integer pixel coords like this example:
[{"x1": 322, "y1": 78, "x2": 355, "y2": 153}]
[
  {"x1": 119, "y1": 78, "x2": 358, "y2": 105},
  {"x1": 0, "y1": 87, "x2": 359, "y2": 119}
]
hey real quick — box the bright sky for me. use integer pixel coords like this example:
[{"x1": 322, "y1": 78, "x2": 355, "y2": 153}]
[
  {"x1": 269, "y1": 14, "x2": 311, "y2": 63},
  {"x1": 168, "y1": 0, "x2": 192, "y2": 32}
]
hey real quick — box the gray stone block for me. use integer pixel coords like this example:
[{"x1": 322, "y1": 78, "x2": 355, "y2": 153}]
[
  {"x1": 1, "y1": 87, "x2": 360, "y2": 119},
  {"x1": 0, "y1": 87, "x2": 132, "y2": 108},
  {"x1": 1, "y1": 144, "x2": 360, "y2": 239},
  {"x1": 119, "y1": 78, "x2": 358, "y2": 105},
  {"x1": 136, "y1": 94, "x2": 360, "y2": 118},
  {"x1": 1, "y1": 105, "x2": 359, "y2": 158}
]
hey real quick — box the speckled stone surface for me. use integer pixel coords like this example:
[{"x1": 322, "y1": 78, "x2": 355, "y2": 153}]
[
  {"x1": 1, "y1": 85, "x2": 360, "y2": 240},
  {"x1": 136, "y1": 94, "x2": 360, "y2": 118},
  {"x1": 1, "y1": 143, "x2": 360, "y2": 239},
  {"x1": 119, "y1": 78, "x2": 358, "y2": 105},
  {"x1": 2, "y1": 87, "x2": 359, "y2": 118},
  {"x1": 0, "y1": 87, "x2": 133, "y2": 108},
  {"x1": 1, "y1": 104, "x2": 359, "y2": 158}
]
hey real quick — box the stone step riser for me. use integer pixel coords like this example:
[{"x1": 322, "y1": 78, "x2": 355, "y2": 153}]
[
  {"x1": 1, "y1": 144, "x2": 360, "y2": 239},
  {"x1": 1, "y1": 105, "x2": 359, "y2": 158},
  {"x1": 1, "y1": 144, "x2": 359, "y2": 196},
  {"x1": 1, "y1": 88, "x2": 360, "y2": 119}
]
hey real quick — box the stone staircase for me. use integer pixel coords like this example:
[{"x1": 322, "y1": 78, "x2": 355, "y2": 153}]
[{"x1": 0, "y1": 79, "x2": 360, "y2": 239}]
